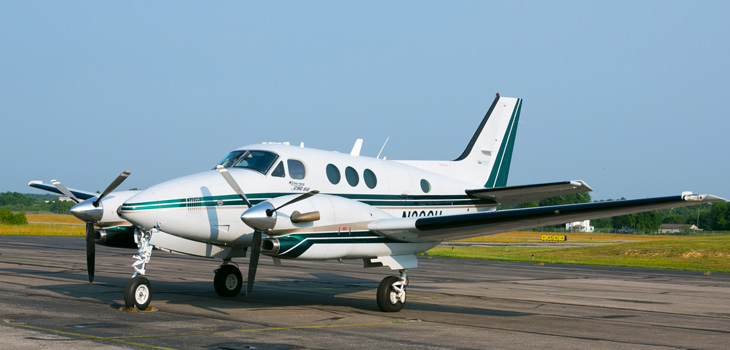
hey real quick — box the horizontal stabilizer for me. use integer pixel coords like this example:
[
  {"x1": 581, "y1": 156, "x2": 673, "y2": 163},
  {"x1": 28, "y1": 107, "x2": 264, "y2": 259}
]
[
  {"x1": 370, "y1": 193, "x2": 725, "y2": 242},
  {"x1": 28, "y1": 181, "x2": 98, "y2": 201},
  {"x1": 466, "y1": 180, "x2": 593, "y2": 206}
]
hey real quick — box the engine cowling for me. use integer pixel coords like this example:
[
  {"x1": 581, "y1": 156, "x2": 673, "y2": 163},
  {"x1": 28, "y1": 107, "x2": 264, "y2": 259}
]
[
  {"x1": 95, "y1": 226, "x2": 137, "y2": 249},
  {"x1": 254, "y1": 194, "x2": 396, "y2": 257}
]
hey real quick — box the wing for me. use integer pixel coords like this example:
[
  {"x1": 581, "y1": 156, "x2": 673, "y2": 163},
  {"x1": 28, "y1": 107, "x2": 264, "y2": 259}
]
[
  {"x1": 369, "y1": 193, "x2": 725, "y2": 242},
  {"x1": 28, "y1": 181, "x2": 98, "y2": 201},
  {"x1": 466, "y1": 180, "x2": 592, "y2": 206}
]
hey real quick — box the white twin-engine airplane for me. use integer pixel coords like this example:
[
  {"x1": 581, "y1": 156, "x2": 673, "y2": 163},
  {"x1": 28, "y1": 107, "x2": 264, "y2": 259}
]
[{"x1": 30, "y1": 94, "x2": 724, "y2": 312}]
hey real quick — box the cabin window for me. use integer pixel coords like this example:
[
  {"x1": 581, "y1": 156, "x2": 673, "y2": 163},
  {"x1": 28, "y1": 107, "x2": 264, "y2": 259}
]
[
  {"x1": 345, "y1": 166, "x2": 359, "y2": 187},
  {"x1": 288, "y1": 159, "x2": 306, "y2": 180},
  {"x1": 231, "y1": 151, "x2": 279, "y2": 175},
  {"x1": 364, "y1": 169, "x2": 377, "y2": 189},
  {"x1": 271, "y1": 161, "x2": 285, "y2": 178},
  {"x1": 420, "y1": 179, "x2": 431, "y2": 193},
  {"x1": 326, "y1": 164, "x2": 341, "y2": 184}
]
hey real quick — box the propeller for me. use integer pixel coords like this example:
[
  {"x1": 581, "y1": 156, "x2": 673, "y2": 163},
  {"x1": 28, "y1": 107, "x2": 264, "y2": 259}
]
[
  {"x1": 215, "y1": 165, "x2": 318, "y2": 295},
  {"x1": 216, "y1": 165, "x2": 252, "y2": 208},
  {"x1": 50, "y1": 180, "x2": 81, "y2": 204},
  {"x1": 52, "y1": 170, "x2": 131, "y2": 283}
]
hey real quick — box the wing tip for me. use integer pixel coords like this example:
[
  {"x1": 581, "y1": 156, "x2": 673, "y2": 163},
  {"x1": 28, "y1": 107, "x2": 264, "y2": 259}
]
[
  {"x1": 570, "y1": 180, "x2": 593, "y2": 192},
  {"x1": 681, "y1": 192, "x2": 726, "y2": 202}
]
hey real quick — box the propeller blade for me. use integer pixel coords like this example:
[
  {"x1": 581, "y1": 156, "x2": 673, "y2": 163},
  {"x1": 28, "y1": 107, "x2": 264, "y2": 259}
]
[
  {"x1": 271, "y1": 190, "x2": 320, "y2": 214},
  {"x1": 86, "y1": 222, "x2": 95, "y2": 283},
  {"x1": 216, "y1": 165, "x2": 252, "y2": 208},
  {"x1": 246, "y1": 230, "x2": 262, "y2": 296},
  {"x1": 93, "y1": 170, "x2": 131, "y2": 207},
  {"x1": 50, "y1": 180, "x2": 81, "y2": 204}
]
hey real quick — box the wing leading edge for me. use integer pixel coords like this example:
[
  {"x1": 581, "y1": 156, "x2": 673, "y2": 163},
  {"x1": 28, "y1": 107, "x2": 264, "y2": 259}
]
[{"x1": 369, "y1": 193, "x2": 725, "y2": 242}]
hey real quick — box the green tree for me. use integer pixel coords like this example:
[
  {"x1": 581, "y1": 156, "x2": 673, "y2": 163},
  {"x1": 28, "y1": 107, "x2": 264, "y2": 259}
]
[
  {"x1": 662, "y1": 215, "x2": 685, "y2": 224},
  {"x1": 538, "y1": 193, "x2": 591, "y2": 207},
  {"x1": 708, "y1": 202, "x2": 730, "y2": 231},
  {"x1": 49, "y1": 200, "x2": 75, "y2": 214},
  {"x1": 0, "y1": 192, "x2": 35, "y2": 207},
  {"x1": 0, "y1": 209, "x2": 28, "y2": 225}
]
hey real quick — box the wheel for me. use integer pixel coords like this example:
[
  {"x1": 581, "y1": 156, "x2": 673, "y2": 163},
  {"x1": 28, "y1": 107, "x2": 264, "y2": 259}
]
[
  {"x1": 214, "y1": 265, "x2": 242, "y2": 297},
  {"x1": 377, "y1": 276, "x2": 406, "y2": 312},
  {"x1": 124, "y1": 276, "x2": 151, "y2": 310}
]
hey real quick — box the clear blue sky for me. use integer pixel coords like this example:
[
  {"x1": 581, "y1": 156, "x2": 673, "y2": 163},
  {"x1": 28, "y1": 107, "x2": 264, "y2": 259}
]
[{"x1": 2, "y1": 1, "x2": 728, "y2": 200}]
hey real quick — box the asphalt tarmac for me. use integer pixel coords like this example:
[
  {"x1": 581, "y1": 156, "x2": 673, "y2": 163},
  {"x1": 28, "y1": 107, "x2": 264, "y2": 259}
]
[{"x1": 1, "y1": 236, "x2": 729, "y2": 349}]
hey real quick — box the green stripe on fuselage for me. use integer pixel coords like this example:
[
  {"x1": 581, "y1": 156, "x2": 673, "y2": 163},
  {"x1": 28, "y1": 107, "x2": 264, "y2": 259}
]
[
  {"x1": 272, "y1": 231, "x2": 400, "y2": 258},
  {"x1": 121, "y1": 193, "x2": 497, "y2": 211}
]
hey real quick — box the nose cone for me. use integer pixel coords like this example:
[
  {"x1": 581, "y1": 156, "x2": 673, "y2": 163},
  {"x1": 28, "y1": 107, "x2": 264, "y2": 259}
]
[
  {"x1": 120, "y1": 188, "x2": 159, "y2": 230},
  {"x1": 70, "y1": 198, "x2": 103, "y2": 222}
]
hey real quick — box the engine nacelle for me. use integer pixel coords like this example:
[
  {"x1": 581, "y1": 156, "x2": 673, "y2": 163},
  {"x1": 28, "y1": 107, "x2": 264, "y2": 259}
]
[
  {"x1": 257, "y1": 194, "x2": 399, "y2": 258},
  {"x1": 95, "y1": 226, "x2": 137, "y2": 249},
  {"x1": 262, "y1": 194, "x2": 394, "y2": 235}
]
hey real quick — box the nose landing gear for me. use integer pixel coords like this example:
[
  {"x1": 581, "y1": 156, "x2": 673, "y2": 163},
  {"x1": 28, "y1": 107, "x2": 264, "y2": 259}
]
[{"x1": 123, "y1": 228, "x2": 155, "y2": 311}]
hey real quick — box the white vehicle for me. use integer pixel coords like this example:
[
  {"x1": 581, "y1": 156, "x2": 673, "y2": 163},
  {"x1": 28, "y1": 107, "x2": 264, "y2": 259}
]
[{"x1": 30, "y1": 94, "x2": 724, "y2": 312}]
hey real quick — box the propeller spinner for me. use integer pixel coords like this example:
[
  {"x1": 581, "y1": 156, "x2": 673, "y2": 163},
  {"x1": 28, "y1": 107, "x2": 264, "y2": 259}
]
[{"x1": 52, "y1": 170, "x2": 131, "y2": 283}]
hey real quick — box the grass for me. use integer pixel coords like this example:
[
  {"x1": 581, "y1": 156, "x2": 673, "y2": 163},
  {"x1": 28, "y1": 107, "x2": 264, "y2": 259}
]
[
  {"x1": 26, "y1": 213, "x2": 84, "y2": 224},
  {"x1": 1, "y1": 213, "x2": 84, "y2": 236},
  {"x1": 458, "y1": 231, "x2": 695, "y2": 243},
  {"x1": 430, "y1": 236, "x2": 730, "y2": 272}
]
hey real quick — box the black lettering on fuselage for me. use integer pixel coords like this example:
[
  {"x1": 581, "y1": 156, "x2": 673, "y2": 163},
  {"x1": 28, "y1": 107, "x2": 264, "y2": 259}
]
[{"x1": 402, "y1": 210, "x2": 443, "y2": 217}]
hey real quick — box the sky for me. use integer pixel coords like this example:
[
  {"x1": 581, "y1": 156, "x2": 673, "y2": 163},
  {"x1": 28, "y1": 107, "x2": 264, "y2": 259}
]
[{"x1": 1, "y1": 1, "x2": 728, "y2": 201}]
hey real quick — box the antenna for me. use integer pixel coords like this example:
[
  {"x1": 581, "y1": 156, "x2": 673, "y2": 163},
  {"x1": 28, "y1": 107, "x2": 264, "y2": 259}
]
[
  {"x1": 350, "y1": 139, "x2": 363, "y2": 156},
  {"x1": 376, "y1": 137, "x2": 390, "y2": 159}
]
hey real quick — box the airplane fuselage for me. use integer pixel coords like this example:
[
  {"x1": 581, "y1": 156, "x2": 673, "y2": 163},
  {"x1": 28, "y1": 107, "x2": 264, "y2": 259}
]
[{"x1": 120, "y1": 143, "x2": 497, "y2": 259}]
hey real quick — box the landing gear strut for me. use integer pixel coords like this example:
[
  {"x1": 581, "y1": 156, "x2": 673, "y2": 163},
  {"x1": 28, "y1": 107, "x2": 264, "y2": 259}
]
[
  {"x1": 124, "y1": 228, "x2": 154, "y2": 310},
  {"x1": 214, "y1": 259, "x2": 243, "y2": 297},
  {"x1": 377, "y1": 269, "x2": 408, "y2": 312}
]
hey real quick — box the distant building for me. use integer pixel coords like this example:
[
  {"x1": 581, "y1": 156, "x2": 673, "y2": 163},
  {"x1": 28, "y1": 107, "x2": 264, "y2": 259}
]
[
  {"x1": 566, "y1": 220, "x2": 594, "y2": 233},
  {"x1": 660, "y1": 224, "x2": 701, "y2": 233},
  {"x1": 59, "y1": 196, "x2": 74, "y2": 202}
]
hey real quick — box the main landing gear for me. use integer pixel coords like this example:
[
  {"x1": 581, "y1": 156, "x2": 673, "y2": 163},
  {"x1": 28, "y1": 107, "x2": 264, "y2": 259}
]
[
  {"x1": 377, "y1": 269, "x2": 408, "y2": 312},
  {"x1": 214, "y1": 259, "x2": 243, "y2": 297},
  {"x1": 124, "y1": 229, "x2": 154, "y2": 310}
]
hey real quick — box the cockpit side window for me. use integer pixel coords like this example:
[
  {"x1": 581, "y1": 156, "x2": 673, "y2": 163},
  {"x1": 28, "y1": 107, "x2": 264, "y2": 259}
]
[
  {"x1": 271, "y1": 161, "x2": 285, "y2": 178},
  {"x1": 215, "y1": 151, "x2": 245, "y2": 169},
  {"x1": 232, "y1": 151, "x2": 279, "y2": 174}
]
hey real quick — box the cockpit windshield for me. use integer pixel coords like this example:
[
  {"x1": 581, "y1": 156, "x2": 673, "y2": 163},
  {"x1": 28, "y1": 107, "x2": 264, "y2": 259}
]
[{"x1": 214, "y1": 150, "x2": 279, "y2": 175}]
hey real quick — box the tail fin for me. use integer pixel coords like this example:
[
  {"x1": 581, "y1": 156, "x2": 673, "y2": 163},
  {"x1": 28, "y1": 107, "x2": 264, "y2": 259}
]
[{"x1": 397, "y1": 94, "x2": 522, "y2": 187}]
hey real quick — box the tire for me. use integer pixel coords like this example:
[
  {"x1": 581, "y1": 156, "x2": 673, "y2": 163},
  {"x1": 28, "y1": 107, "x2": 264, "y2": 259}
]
[
  {"x1": 124, "y1": 276, "x2": 152, "y2": 310},
  {"x1": 377, "y1": 276, "x2": 406, "y2": 312},
  {"x1": 214, "y1": 265, "x2": 243, "y2": 297}
]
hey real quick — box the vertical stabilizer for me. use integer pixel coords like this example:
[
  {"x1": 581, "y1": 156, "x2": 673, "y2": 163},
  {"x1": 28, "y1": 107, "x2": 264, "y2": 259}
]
[{"x1": 396, "y1": 94, "x2": 522, "y2": 187}]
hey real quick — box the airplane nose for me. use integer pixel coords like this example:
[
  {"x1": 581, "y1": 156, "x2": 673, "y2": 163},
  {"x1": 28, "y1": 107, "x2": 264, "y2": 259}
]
[{"x1": 120, "y1": 188, "x2": 160, "y2": 230}]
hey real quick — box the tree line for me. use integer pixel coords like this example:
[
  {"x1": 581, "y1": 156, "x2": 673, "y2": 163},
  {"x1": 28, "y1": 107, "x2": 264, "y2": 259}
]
[{"x1": 0, "y1": 192, "x2": 76, "y2": 214}]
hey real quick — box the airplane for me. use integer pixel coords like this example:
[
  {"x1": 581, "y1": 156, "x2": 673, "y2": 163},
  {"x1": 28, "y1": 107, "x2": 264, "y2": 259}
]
[{"x1": 29, "y1": 93, "x2": 725, "y2": 312}]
